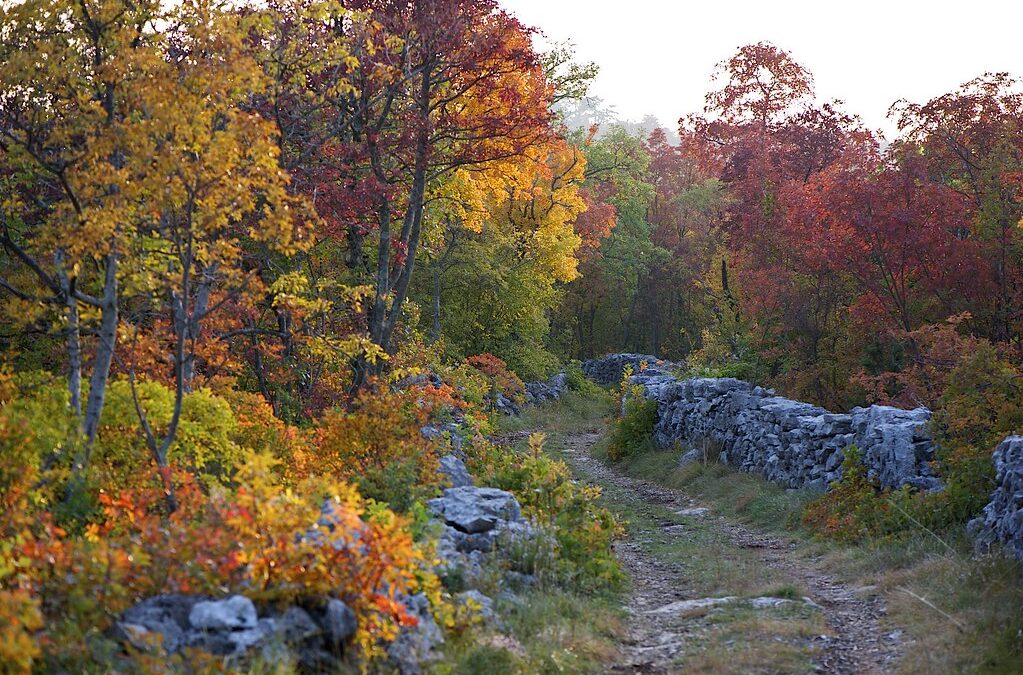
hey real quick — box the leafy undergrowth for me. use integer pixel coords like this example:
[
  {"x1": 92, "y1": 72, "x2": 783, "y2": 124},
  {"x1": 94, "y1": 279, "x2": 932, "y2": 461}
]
[{"x1": 593, "y1": 438, "x2": 1023, "y2": 674}]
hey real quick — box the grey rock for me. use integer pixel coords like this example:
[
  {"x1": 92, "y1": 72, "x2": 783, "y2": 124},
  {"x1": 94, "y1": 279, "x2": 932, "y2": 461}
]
[
  {"x1": 189, "y1": 595, "x2": 258, "y2": 632},
  {"x1": 118, "y1": 594, "x2": 200, "y2": 653},
  {"x1": 969, "y1": 436, "x2": 1023, "y2": 561},
  {"x1": 388, "y1": 594, "x2": 444, "y2": 675},
  {"x1": 324, "y1": 598, "x2": 358, "y2": 644},
  {"x1": 439, "y1": 454, "x2": 474, "y2": 488},
  {"x1": 679, "y1": 448, "x2": 703, "y2": 465},
  {"x1": 427, "y1": 486, "x2": 522, "y2": 534},
  {"x1": 595, "y1": 353, "x2": 942, "y2": 494},
  {"x1": 455, "y1": 590, "x2": 496, "y2": 622},
  {"x1": 274, "y1": 606, "x2": 319, "y2": 643}
]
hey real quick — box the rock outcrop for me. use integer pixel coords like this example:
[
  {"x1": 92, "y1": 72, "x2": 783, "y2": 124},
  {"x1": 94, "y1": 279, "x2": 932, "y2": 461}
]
[{"x1": 524, "y1": 372, "x2": 568, "y2": 404}]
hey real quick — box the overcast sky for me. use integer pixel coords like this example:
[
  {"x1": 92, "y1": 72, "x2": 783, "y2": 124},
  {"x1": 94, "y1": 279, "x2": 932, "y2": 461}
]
[{"x1": 501, "y1": 0, "x2": 1023, "y2": 139}]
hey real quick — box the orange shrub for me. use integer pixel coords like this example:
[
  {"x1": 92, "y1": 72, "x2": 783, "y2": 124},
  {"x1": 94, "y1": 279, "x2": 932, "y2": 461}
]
[
  {"x1": 2, "y1": 453, "x2": 442, "y2": 667},
  {"x1": 465, "y1": 353, "x2": 525, "y2": 403},
  {"x1": 299, "y1": 384, "x2": 450, "y2": 511}
]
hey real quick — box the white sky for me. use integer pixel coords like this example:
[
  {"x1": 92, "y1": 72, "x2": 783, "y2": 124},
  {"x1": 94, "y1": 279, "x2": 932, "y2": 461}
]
[{"x1": 501, "y1": 0, "x2": 1023, "y2": 139}]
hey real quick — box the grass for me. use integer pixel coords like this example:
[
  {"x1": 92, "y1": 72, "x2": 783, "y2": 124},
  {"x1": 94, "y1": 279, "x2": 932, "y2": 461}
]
[
  {"x1": 494, "y1": 389, "x2": 1023, "y2": 672},
  {"x1": 440, "y1": 590, "x2": 624, "y2": 674},
  {"x1": 497, "y1": 388, "x2": 614, "y2": 438}
]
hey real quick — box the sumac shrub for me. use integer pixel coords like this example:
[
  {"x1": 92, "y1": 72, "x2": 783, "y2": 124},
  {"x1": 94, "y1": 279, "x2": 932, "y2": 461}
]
[{"x1": 465, "y1": 353, "x2": 525, "y2": 403}]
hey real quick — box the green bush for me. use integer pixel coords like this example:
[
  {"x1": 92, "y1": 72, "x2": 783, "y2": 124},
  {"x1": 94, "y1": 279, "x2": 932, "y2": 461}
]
[
  {"x1": 606, "y1": 394, "x2": 658, "y2": 462},
  {"x1": 802, "y1": 447, "x2": 913, "y2": 542},
  {"x1": 564, "y1": 360, "x2": 602, "y2": 396},
  {"x1": 930, "y1": 343, "x2": 1023, "y2": 526},
  {"x1": 465, "y1": 434, "x2": 624, "y2": 592}
]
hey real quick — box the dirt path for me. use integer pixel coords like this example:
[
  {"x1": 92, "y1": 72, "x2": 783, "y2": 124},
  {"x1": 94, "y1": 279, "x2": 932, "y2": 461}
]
[{"x1": 558, "y1": 430, "x2": 902, "y2": 674}]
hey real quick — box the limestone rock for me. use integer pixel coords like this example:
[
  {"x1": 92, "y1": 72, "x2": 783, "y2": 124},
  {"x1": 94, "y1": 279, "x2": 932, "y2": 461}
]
[
  {"x1": 438, "y1": 454, "x2": 474, "y2": 488},
  {"x1": 189, "y1": 595, "x2": 258, "y2": 632},
  {"x1": 427, "y1": 486, "x2": 522, "y2": 534},
  {"x1": 324, "y1": 598, "x2": 358, "y2": 644}
]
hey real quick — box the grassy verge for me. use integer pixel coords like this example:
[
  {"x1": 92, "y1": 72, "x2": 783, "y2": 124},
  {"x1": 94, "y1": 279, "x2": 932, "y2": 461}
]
[
  {"x1": 497, "y1": 388, "x2": 615, "y2": 438},
  {"x1": 433, "y1": 389, "x2": 625, "y2": 674},
  {"x1": 439, "y1": 591, "x2": 623, "y2": 674}
]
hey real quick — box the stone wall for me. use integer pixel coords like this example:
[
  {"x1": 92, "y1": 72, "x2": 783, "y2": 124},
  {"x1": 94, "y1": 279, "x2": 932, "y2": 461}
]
[
  {"x1": 583, "y1": 353, "x2": 1023, "y2": 560},
  {"x1": 584, "y1": 355, "x2": 939, "y2": 493},
  {"x1": 969, "y1": 436, "x2": 1023, "y2": 561}
]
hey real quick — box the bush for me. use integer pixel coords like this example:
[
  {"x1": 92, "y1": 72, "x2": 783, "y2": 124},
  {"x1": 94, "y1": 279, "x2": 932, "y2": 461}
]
[
  {"x1": 806, "y1": 340, "x2": 1023, "y2": 542},
  {"x1": 465, "y1": 433, "x2": 624, "y2": 592},
  {"x1": 96, "y1": 380, "x2": 245, "y2": 489},
  {"x1": 606, "y1": 369, "x2": 658, "y2": 462},
  {"x1": 564, "y1": 359, "x2": 602, "y2": 396},
  {"x1": 930, "y1": 343, "x2": 1023, "y2": 525},
  {"x1": 1, "y1": 453, "x2": 441, "y2": 668},
  {"x1": 802, "y1": 447, "x2": 913, "y2": 542},
  {"x1": 465, "y1": 353, "x2": 526, "y2": 404},
  {"x1": 303, "y1": 384, "x2": 447, "y2": 511}
]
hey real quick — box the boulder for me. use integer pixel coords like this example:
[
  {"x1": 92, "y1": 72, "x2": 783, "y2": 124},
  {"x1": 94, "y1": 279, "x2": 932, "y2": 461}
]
[
  {"x1": 438, "y1": 454, "x2": 474, "y2": 488},
  {"x1": 324, "y1": 599, "x2": 358, "y2": 644},
  {"x1": 388, "y1": 594, "x2": 444, "y2": 675},
  {"x1": 189, "y1": 595, "x2": 258, "y2": 632},
  {"x1": 117, "y1": 594, "x2": 200, "y2": 653},
  {"x1": 427, "y1": 486, "x2": 522, "y2": 534}
]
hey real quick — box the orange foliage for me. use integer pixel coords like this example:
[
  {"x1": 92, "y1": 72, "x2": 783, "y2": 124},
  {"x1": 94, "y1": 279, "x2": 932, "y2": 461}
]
[
  {"x1": 465, "y1": 353, "x2": 525, "y2": 402},
  {"x1": 0, "y1": 454, "x2": 439, "y2": 666},
  {"x1": 296, "y1": 384, "x2": 453, "y2": 510}
]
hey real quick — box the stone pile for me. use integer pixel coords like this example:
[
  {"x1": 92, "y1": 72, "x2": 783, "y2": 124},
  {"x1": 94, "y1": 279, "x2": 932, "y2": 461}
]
[{"x1": 114, "y1": 594, "x2": 358, "y2": 669}]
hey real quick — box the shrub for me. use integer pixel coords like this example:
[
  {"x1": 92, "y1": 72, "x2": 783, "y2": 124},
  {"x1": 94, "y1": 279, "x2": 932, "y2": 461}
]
[
  {"x1": 1, "y1": 453, "x2": 441, "y2": 668},
  {"x1": 606, "y1": 369, "x2": 658, "y2": 462},
  {"x1": 465, "y1": 433, "x2": 624, "y2": 591},
  {"x1": 802, "y1": 447, "x2": 909, "y2": 542},
  {"x1": 564, "y1": 359, "x2": 602, "y2": 396},
  {"x1": 95, "y1": 380, "x2": 245, "y2": 489},
  {"x1": 929, "y1": 343, "x2": 1023, "y2": 525},
  {"x1": 465, "y1": 353, "x2": 526, "y2": 404},
  {"x1": 303, "y1": 384, "x2": 446, "y2": 511}
]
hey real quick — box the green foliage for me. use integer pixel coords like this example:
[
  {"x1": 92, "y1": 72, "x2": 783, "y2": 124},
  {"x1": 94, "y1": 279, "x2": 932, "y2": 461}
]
[
  {"x1": 96, "y1": 380, "x2": 244, "y2": 489},
  {"x1": 564, "y1": 359, "x2": 602, "y2": 396},
  {"x1": 466, "y1": 433, "x2": 624, "y2": 592},
  {"x1": 801, "y1": 447, "x2": 913, "y2": 542},
  {"x1": 606, "y1": 370, "x2": 657, "y2": 462},
  {"x1": 931, "y1": 343, "x2": 1023, "y2": 524},
  {"x1": 807, "y1": 342, "x2": 1023, "y2": 542}
]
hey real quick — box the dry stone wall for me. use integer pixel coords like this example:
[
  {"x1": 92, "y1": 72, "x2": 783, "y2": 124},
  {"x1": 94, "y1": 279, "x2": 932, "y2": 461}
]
[
  {"x1": 969, "y1": 436, "x2": 1023, "y2": 561},
  {"x1": 582, "y1": 354, "x2": 939, "y2": 493},
  {"x1": 582, "y1": 353, "x2": 1023, "y2": 561}
]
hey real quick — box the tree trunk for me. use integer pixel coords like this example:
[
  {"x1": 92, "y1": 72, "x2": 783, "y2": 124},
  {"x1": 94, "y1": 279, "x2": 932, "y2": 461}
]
[
  {"x1": 55, "y1": 253, "x2": 82, "y2": 418},
  {"x1": 77, "y1": 253, "x2": 119, "y2": 472},
  {"x1": 430, "y1": 266, "x2": 442, "y2": 343}
]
